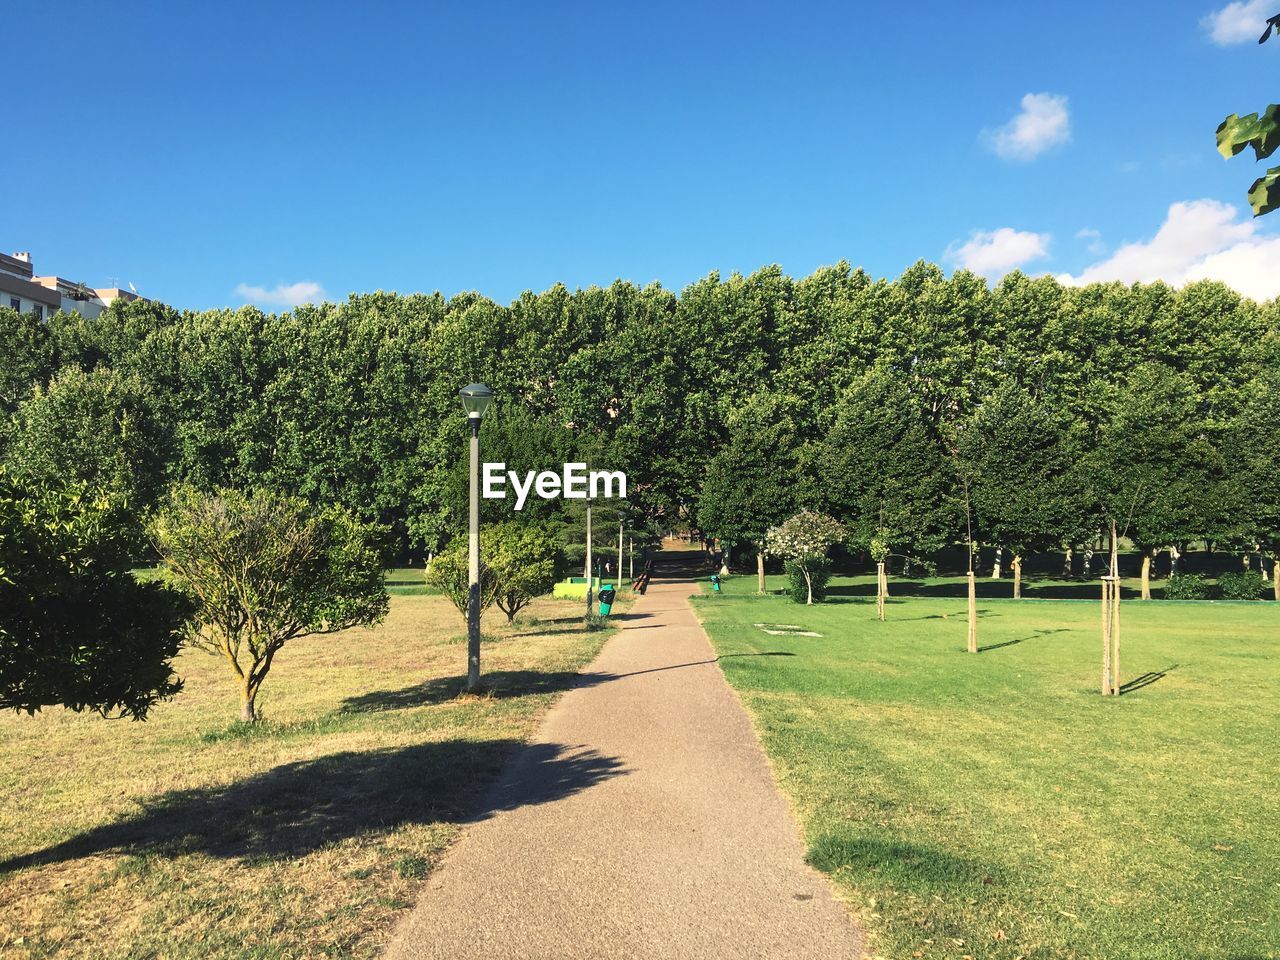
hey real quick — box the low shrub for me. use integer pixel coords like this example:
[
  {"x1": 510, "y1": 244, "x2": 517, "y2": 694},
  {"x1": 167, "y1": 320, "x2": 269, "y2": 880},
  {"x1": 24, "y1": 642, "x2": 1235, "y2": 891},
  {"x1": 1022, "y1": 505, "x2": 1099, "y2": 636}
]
[
  {"x1": 785, "y1": 557, "x2": 833, "y2": 604},
  {"x1": 1218, "y1": 570, "x2": 1266, "y2": 601},
  {"x1": 1164, "y1": 573, "x2": 1211, "y2": 600}
]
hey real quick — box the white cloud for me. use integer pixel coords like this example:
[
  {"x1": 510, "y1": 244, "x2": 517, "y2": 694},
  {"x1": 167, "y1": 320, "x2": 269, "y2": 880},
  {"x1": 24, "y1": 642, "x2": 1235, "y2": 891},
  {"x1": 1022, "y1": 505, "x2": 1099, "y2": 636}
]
[
  {"x1": 1058, "y1": 199, "x2": 1280, "y2": 301},
  {"x1": 1202, "y1": 0, "x2": 1270, "y2": 45},
  {"x1": 947, "y1": 227, "x2": 1051, "y2": 277},
  {"x1": 234, "y1": 281, "x2": 327, "y2": 308},
  {"x1": 1076, "y1": 228, "x2": 1107, "y2": 255},
  {"x1": 983, "y1": 93, "x2": 1071, "y2": 161}
]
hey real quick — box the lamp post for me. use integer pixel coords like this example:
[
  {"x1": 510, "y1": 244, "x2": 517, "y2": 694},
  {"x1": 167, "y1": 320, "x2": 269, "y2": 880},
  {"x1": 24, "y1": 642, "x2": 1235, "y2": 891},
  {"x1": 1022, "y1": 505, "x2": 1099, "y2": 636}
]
[
  {"x1": 584, "y1": 499, "x2": 594, "y2": 616},
  {"x1": 617, "y1": 513, "x2": 625, "y2": 590},
  {"x1": 459, "y1": 383, "x2": 493, "y2": 690}
]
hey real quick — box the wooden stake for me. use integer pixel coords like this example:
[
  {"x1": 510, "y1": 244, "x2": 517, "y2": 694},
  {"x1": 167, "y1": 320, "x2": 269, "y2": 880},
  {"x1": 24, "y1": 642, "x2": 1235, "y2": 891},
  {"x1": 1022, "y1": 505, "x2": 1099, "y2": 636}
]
[
  {"x1": 876, "y1": 562, "x2": 886, "y2": 621},
  {"x1": 1112, "y1": 578, "x2": 1122, "y2": 695},
  {"x1": 1101, "y1": 577, "x2": 1112, "y2": 695},
  {"x1": 967, "y1": 570, "x2": 977, "y2": 653},
  {"x1": 1111, "y1": 524, "x2": 1121, "y2": 695}
]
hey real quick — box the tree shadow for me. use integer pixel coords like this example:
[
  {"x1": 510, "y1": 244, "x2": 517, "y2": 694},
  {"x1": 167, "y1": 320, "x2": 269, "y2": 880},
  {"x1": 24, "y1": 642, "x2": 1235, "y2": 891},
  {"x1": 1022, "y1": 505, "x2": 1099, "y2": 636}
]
[
  {"x1": 806, "y1": 833, "x2": 1005, "y2": 894},
  {"x1": 1120, "y1": 664, "x2": 1178, "y2": 694},
  {"x1": 977, "y1": 628, "x2": 1069, "y2": 653},
  {"x1": 1, "y1": 739, "x2": 624, "y2": 873},
  {"x1": 342, "y1": 652, "x2": 802, "y2": 715},
  {"x1": 340, "y1": 669, "x2": 601, "y2": 712},
  {"x1": 827, "y1": 579, "x2": 1144, "y2": 601}
]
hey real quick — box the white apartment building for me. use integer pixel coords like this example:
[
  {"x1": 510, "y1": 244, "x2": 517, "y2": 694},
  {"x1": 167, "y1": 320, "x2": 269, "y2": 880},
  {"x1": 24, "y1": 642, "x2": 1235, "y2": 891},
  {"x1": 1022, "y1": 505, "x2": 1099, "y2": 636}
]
[{"x1": 0, "y1": 251, "x2": 144, "y2": 320}]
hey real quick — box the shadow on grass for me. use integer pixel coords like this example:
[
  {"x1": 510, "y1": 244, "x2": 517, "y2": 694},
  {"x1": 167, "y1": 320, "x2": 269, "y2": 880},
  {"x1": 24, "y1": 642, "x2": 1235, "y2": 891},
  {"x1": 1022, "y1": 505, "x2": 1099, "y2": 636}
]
[
  {"x1": 977, "y1": 628, "x2": 1069, "y2": 653},
  {"x1": 826, "y1": 579, "x2": 1147, "y2": 601},
  {"x1": 343, "y1": 652, "x2": 799, "y2": 714},
  {"x1": 1120, "y1": 664, "x2": 1178, "y2": 694},
  {"x1": 0, "y1": 739, "x2": 624, "y2": 873},
  {"x1": 341, "y1": 669, "x2": 596, "y2": 712},
  {"x1": 806, "y1": 833, "x2": 1004, "y2": 893}
]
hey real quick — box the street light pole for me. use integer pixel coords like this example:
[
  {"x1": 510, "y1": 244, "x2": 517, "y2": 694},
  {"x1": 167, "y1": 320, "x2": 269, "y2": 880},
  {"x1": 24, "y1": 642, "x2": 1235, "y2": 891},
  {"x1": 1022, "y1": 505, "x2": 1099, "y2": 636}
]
[
  {"x1": 617, "y1": 516, "x2": 624, "y2": 590},
  {"x1": 459, "y1": 384, "x2": 493, "y2": 691},
  {"x1": 585, "y1": 500, "x2": 593, "y2": 616}
]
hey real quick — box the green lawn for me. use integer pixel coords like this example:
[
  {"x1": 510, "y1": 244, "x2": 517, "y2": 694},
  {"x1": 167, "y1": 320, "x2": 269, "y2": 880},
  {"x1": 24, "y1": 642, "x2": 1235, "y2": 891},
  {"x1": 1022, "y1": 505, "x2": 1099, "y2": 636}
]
[{"x1": 694, "y1": 576, "x2": 1280, "y2": 960}]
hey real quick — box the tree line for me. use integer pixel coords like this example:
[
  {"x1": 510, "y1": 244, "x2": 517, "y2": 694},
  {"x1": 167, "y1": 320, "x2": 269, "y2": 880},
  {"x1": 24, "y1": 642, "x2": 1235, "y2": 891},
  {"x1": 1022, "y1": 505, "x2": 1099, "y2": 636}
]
[
  {"x1": 2, "y1": 262, "x2": 1277, "y2": 592},
  {"x1": 2, "y1": 261, "x2": 1280, "y2": 718}
]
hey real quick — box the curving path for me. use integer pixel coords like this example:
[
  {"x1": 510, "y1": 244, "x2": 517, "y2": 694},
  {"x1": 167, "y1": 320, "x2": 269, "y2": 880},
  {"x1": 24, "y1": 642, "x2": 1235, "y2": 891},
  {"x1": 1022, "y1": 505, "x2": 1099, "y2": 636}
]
[{"x1": 384, "y1": 544, "x2": 863, "y2": 960}]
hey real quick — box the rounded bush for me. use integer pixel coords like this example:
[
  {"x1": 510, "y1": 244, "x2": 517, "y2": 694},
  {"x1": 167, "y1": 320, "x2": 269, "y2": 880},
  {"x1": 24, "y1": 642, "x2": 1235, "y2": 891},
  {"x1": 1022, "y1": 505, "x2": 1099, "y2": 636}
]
[
  {"x1": 785, "y1": 557, "x2": 833, "y2": 604},
  {"x1": 1218, "y1": 570, "x2": 1266, "y2": 601},
  {"x1": 1163, "y1": 573, "x2": 1211, "y2": 600}
]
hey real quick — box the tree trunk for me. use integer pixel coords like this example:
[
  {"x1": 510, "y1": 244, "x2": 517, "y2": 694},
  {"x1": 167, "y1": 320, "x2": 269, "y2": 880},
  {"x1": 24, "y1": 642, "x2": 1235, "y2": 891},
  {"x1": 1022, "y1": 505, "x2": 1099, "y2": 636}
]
[
  {"x1": 1012, "y1": 555, "x2": 1022, "y2": 599},
  {"x1": 1140, "y1": 550, "x2": 1152, "y2": 601},
  {"x1": 240, "y1": 682, "x2": 258, "y2": 723},
  {"x1": 719, "y1": 542, "x2": 730, "y2": 578},
  {"x1": 756, "y1": 550, "x2": 766, "y2": 594},
  {"x1": 1062, "y1": 546, "x2": 1073, "y2": 578},
  {"x1": 1275, "y1": 559, "x2": 1280, "y2": 601},
  {"x1": 992, "y1": 546, "x2": 1002, "y2": 579},
  {"x1": 804, "y1": 566, "x2": 813, "y2": 605}
]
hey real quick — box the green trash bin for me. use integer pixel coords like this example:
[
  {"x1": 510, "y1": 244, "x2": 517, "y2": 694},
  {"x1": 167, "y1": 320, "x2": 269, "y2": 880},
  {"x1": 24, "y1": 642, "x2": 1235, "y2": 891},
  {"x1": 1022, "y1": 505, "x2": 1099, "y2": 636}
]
[{"x1": 598, "y1": 585, "x2": 617, "y2": 616}]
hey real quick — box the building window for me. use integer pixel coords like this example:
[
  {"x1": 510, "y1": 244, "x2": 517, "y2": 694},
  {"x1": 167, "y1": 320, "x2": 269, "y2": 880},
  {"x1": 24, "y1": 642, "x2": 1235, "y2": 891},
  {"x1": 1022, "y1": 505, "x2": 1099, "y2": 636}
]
[
  {"x1": 33, "y1": 304, "x2": 44, "y2": 321},
  {"x1": 8, "y1": 297, "x2": 19, "y2": 311}
]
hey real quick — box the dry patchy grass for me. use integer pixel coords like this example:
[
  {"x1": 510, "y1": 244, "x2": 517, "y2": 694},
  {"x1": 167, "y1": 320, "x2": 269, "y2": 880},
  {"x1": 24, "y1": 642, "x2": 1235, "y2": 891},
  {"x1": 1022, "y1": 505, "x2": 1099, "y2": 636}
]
[{"x1": 0, "y1": 593, "x2": 621, "y2": 959}]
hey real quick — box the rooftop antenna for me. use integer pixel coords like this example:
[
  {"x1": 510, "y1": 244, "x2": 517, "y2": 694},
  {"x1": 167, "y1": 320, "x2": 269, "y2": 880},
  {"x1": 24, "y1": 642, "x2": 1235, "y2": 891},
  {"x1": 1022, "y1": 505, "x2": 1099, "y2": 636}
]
[{"x1": 107, "y1": 276, "x2": 119, "y2": 289}]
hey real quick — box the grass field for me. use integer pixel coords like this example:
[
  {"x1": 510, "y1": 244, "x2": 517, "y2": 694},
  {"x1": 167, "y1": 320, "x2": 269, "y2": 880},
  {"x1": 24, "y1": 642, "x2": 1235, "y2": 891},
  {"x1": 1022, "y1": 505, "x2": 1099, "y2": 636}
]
[
  {"x1": 694, "y1": 575, "x2": 1280, "y2": 960},
  {"x1": 0, "y1": 592, "x2": 622, "y2": 959}
]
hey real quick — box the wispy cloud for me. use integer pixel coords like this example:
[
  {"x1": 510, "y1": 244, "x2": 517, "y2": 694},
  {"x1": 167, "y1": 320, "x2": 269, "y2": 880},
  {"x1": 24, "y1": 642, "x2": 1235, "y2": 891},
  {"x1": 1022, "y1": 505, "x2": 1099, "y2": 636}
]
[
  {"x1": 1202, "y1": 0, "x2": 1270, "y2": 45},
  {"x1": 1058, "y1": 199, "x2": 1280, "y2": 301},
  {"x1": 983, "y1": 93, "x2": 1071, "y2": 161},
  {"x1": 946, "y1": 227, "x2": 1051, "y2": 278},
  {"x1": 1076, "y1": 228, "x2": 1106, "y2": 255},
  {"x1": 234, "y1": 281, "x2": 327, "y2": 309}
]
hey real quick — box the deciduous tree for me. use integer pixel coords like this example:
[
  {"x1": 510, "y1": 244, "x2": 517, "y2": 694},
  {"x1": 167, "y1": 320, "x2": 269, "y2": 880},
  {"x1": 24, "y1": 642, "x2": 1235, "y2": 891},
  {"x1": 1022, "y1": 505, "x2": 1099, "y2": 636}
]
[{"x1": 151, "y1": 487, "x2": 389, "y2": 723}]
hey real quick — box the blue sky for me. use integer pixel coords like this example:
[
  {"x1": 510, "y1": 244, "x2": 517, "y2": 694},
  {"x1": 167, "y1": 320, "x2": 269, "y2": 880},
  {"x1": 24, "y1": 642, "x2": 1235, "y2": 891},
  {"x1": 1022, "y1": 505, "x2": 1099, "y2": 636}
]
[{"x1": 5, "y1": 0, "x2": 1279, "y2": 308}]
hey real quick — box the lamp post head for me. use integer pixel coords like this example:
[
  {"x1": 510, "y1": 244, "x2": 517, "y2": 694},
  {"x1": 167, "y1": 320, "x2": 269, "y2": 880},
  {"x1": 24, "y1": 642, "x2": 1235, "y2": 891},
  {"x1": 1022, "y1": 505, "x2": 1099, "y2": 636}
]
[{"x1": 459, "y1": 383, "x2": 494, "y2": 421}]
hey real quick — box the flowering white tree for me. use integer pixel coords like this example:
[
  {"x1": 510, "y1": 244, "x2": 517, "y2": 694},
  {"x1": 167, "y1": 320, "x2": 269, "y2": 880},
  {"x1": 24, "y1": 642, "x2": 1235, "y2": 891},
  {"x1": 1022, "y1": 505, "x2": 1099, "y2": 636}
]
[{"x1": 765, "y1": 510, "x2": 846, "y2": 605}]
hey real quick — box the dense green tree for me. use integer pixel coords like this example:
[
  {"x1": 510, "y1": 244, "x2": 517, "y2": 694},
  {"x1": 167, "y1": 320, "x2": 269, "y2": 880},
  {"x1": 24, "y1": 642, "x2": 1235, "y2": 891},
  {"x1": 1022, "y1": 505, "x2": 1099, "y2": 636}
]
[
  {"x1": 954, "y1": 384, "x2": 1089, "y2": 597},
  {"x1": 819, "y1": 367, "x2": 959, "y2": 570},
  {"x1": 5, "y1": 367, "x2": 172, "y2": 548},
  {"x1": 0, "y1": 475, "x2": 189, "y2": 719},
  {"x1": 0, "y1": 306, "x2": 54, "y2": 420},
  {"x1": 697, "y1": 394, "x2": 805, "y2": 592},
  {"x1": 485, "y1": 522, "x2": 561, "y2": 623},
  {"x1": 1085, "y1": 364, "x2": 1229, "y2": 598}
]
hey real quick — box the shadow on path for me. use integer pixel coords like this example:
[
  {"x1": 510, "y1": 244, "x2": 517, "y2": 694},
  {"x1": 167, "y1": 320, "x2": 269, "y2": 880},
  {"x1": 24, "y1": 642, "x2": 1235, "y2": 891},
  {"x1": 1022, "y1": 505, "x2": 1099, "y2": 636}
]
[{"x1": 1, "y1": 739, "x2": 624, "y2": 873}]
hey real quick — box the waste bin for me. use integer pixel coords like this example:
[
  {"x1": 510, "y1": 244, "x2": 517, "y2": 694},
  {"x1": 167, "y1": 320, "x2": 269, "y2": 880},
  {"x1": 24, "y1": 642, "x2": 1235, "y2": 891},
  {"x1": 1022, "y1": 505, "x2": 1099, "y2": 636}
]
[
  {"x1": 709, "y1": 574, "x2": 722, "y2": 593},
  {"x1": 598, "y1": 585, "x2": 617, "y2": 616}
]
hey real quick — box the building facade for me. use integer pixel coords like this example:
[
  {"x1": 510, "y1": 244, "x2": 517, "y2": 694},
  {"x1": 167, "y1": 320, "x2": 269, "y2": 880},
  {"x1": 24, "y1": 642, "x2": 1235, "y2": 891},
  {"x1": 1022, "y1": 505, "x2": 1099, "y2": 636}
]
[{"x1": 0, "y1": 251, "x2": 144, "y2": 320}]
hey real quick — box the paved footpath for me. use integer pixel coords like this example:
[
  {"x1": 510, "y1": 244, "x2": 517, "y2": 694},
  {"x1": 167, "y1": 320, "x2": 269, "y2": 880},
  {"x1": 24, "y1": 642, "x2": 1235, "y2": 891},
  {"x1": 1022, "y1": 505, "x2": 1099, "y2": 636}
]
[{"x1": 385, "y1": 548, "x2": 863, "y2": 960}]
